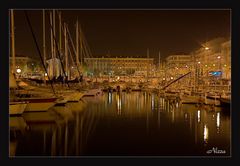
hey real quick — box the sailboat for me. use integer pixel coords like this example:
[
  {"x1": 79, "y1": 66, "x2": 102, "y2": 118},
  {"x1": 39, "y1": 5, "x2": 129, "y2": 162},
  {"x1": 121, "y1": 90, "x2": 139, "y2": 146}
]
[
  {"x1": 9, "y1": 10, "x2": 27, "y2": 116},
  {"x1": 9, "y1": 10, "x2": 57, "y2": 113}
]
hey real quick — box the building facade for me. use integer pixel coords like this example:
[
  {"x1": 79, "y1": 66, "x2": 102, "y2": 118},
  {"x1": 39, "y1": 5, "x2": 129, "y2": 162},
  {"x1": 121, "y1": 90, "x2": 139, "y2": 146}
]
[
  {"x1": 9, "y1": 55, "x2": 43, "y2": 76},
  {"x1": 165, "y1": 54, "x2": 193, "y2": 80},
  {"x1": 84, "y1": 57, "x2": 154, "y2": 77},
  {"x1": 192, "y1": 37, "x2": 231, "y2": 82}
]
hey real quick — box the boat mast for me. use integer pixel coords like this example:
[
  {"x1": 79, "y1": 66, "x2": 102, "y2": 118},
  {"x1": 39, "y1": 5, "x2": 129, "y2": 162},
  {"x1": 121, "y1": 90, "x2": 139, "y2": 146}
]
[
  {"x1": 43, "y1": 9, "x2": 46, "y2": 68},
  {"x1": 10, "y1": 9, "x2": 16, "y2": 74},
  {"x1": 76, "y1": 19, "x2": 79, "y2": 70},
  {"x1": 80, "y1": 25, "x2": 83, "y2": 68},
  {"x1": 53, "y1": 9, "x2": 56, "y2": 60},
  {"x1": 50, "y1": 11, "x2": 54, "y2": 78},
  {"x1": 59, "y1": 11, "x2": 62, "y2": 55},
  {"x1": 53, "y1": 10, "x2": 56, "y2": 77},
  {"x1": 64, "y1": 23, "x2": 68, "y2": 78}
]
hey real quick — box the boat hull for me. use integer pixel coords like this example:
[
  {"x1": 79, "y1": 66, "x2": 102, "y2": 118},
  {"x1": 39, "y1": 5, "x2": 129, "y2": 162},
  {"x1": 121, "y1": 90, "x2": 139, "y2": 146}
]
[
  {"x1": 180, "y1": 95, "x2": 202, "y2": 104},
  {"x1": 9, "y1": 103, "x2": 27, "y2": 116},
  {"x1": 14, "y1": 97, "x2": 57, "y2": 112},
  {"x1": 24, "y1": 102, "x2": 56, "y2": 112}
]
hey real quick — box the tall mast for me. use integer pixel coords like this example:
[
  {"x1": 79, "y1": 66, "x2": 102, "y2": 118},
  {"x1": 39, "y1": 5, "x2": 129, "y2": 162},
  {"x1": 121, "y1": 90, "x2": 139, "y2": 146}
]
[
  {"x1": 53, "y1": 9, "x2": 56, "y2": 59},
  {"x1": 43, "y1": 10, "x2": 46, "y2": 67},
  {"x1": 79, "y1": 25, "x2": 83, "y2": 67},
  {"x1": 76, "y1": 19, "x2": 79, "y2": 68},
  {"x1": 64, "y1": 23, "x2": 68, "y2": 78},
  {"x1": 59, "y1": 11, "x2": 62, "y2": 54},
  {"x1": 11, "y1": 9, "x2": 16, "y2": 74},
  {"x1": 50, "y1": 11, "x2": 54, "y2": 77}
]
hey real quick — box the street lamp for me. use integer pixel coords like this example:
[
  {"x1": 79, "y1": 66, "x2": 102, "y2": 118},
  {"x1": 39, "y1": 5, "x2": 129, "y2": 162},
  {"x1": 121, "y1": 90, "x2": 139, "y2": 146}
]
[{"x1": 16, "y1": 68, "x2": 21, "y2": 74}]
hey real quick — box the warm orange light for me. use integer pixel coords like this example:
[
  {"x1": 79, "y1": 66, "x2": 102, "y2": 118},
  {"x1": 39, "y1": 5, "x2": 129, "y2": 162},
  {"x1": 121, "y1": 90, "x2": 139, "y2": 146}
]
[{"x1": 16, "y1": 68, "x2": 21, "y2": 73}]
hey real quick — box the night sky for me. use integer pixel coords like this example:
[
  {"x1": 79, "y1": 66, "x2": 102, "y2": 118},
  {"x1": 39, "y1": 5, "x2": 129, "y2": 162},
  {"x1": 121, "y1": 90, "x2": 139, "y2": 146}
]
[{"x1": 12, "y1": 9, "x2": 230, "y2": 62}]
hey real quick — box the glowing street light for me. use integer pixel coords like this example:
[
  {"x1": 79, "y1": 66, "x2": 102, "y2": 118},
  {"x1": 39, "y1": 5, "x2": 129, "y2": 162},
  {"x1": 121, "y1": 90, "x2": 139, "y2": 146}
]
[
  {"x1": 217, "y1": 56, "x2": 221, "y2": 59},
  {"x1": 198, "y1": 61, "x2": 201, "y2": 64},
  {"x1": 44, "y1": 73, "x2": 48, "y2": 76},
  {"x1": 205, "y1": 47, "x2": 209, "y2": 50},
  {"x1": 16, "y1": 68, "x2": 21, "y2": 74}
]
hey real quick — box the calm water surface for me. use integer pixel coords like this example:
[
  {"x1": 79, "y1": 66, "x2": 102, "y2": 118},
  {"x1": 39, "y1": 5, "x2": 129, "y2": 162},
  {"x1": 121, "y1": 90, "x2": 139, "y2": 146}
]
[{"x1": 10, "y1": 91, "x2": 230, "y2": 156}]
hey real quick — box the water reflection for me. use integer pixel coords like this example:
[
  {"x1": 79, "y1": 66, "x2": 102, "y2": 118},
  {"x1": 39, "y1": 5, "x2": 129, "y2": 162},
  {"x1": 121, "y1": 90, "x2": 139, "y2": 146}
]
[
  {"x1": 204, "y1": 124, "x2": 209, "y2": 144},
  {"x1": 217, "y1": 112, "x2": 220, "y2": 133},
  {"x1": 197, "y1": 110, "x2": 201, "y2": 123},
  {"x1": 116, "y1": 92, "x2": 122, "y2": 115},
  {"x1": 10, "y1": 91, "x2": 230, "y2": 156}
]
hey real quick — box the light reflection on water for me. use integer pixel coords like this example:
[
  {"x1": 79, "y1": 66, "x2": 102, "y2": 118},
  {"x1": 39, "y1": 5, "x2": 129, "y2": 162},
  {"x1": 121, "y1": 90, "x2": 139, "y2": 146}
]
[{"x1": 10, "y1": 91, "x2": 230, "y2": 156}]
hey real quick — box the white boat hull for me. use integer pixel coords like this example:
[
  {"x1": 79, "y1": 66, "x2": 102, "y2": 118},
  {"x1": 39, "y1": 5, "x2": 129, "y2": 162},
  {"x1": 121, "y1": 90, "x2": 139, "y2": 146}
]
[
  {"x1": 24, "y1": 102, "x2": 55, "y2": 112},
  {"x1": 9, "y1": 103, "x2": 27, "y2": 115}
]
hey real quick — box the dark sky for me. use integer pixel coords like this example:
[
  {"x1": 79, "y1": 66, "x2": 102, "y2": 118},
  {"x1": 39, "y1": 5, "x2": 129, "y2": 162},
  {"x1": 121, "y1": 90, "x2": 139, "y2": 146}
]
[{"x1": 12, "y1": 9, "x2": 230, "y2": 62}]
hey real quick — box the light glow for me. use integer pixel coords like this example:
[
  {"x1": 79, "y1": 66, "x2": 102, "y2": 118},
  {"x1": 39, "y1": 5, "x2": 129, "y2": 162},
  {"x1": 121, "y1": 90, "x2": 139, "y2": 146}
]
[
  {"x1": 197, "y1": 110, "x2": 201, "y2": 123},
  {"x1": 217, "y1": 112, "x2": 220, "y2": 128},
  {"x1": 204, "y1": 125, "x2": 209, "y2": 144},
  {"x1": 16, "y1": 68, "x2": 21, "y2": 73}
]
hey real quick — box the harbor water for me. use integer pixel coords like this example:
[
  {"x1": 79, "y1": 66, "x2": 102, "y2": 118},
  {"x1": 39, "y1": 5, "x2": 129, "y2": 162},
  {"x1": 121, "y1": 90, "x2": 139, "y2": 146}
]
[{"x1": 10, "y1": 91, "x2": 230, "y2": 156}]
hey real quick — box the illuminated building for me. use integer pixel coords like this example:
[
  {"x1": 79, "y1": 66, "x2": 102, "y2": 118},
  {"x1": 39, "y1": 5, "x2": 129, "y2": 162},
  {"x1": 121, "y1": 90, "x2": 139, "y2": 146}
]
[
  {"x1": 84, "y1": 57, "x2": 154, "y2": 77},
  {"x1": 165, "y1": 54, "x2": 193, "y2": 81}
]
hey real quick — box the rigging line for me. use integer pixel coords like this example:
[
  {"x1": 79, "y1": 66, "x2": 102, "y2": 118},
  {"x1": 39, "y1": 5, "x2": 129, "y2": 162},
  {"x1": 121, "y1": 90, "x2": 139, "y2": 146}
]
[
  {"x1": 66, "y1": 26, "x2": 82, "y2": 76},
  {"x1": 81, "y1": 29, "x2": 93, "y2": 58},
  {"x1": 55, "y1": 11, "x2": 84, "y2": 78},
  {"x1": 67, "y1": 39, "x2": 81, "y2": 81},
  {"x1": 78, "y1": 33, "x2": 88, "y2": 59},
  {"x1": 24, "y1": 10, "x2": 56, "y2": 96},
  {"x1": 78, "y1": 26, "x2": 92, "y2": 58},
  {"x1": 47, "y1": 11, "x2": 70, "y2": 89}
]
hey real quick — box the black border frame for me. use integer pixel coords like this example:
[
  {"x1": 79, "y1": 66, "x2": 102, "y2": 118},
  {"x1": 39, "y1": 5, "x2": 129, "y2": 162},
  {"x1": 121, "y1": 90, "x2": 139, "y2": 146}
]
[{"x1": 1, "y1": 0, "x2": 240, "y2": 165}]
